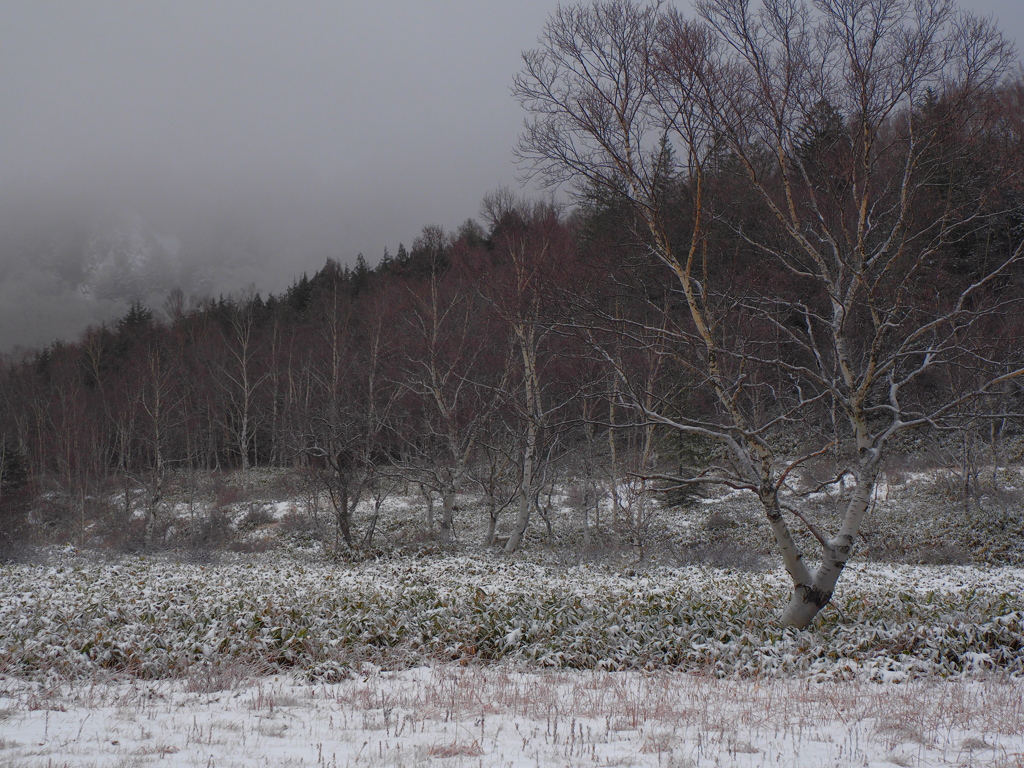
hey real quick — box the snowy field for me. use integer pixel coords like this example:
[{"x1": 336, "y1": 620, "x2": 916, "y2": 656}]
[
  {"x1": 2, "y1": 666, "x2": 1023, "y2": 767},
  {"x1": 1, "y1": 550, "x2": 1023, "y2": 766},
  {"x1": 3, "y1": 464, "x2": 1024, "y2": 766}
]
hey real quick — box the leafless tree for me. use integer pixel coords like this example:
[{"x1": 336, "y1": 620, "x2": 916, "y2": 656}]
[
  {"x1": 516, "y1": 0, "x2": 1024, "y2": 627},
  {"x1": 212, "y1": 288, "x2": 270, "y2": 476},
  {"x1": 481, "y1": 195, "x2": 575, "y2": 554},
  {"x1": 135, "y1": 333, "x2": 189, "y2": 548},
  {"x1": 397, "y1": 242, "x2": 509, "y2": 544},
  {"x1": 302, "y1": 280, "x2": 400, "y2": 552}
]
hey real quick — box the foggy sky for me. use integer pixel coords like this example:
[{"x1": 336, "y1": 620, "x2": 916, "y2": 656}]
[{"x1": 1, "y1": 0, "x2": 1022, "y2": 353}]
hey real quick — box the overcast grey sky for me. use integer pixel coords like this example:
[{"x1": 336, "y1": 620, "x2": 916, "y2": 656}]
[{"x1": 1, "y1": 0, "x2": 1022, "y2": 352}]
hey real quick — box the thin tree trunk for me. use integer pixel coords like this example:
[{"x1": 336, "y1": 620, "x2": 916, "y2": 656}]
[
  {"x1": 439, "y1": 484, "x2": 457, "y2": 543},
  {"x1": 362, "y1": 496, "x2": 385, "y2": 549},
  {"x1": 505, "y1": 419, "x2": 537, "y2": 554},
  {"x1": 609, "y1": 385, "x2": 621, "y2": 526},
  {"x1": 420, "y1": 483, "x2": 435, "y2": 530},
  {"x1": 484, "y1": 495, "x2": 499, "y2": 547},
  {"x1": 505, "y1": 487, "x2": 532, "y2": 554},
  {"x1": 505, "y1": 321, "x2": 542, "y2": 555},
  {"x1": 330, "y1": 479, "x2": 353, "y2": 551}
]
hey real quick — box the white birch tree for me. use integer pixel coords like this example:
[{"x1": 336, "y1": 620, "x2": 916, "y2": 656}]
[{"x1": 515, "y1": 0, "x2": 1024, "y2": 627}]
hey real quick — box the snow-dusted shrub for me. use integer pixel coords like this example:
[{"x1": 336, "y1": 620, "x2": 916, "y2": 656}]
[{"x1": 1, "y1": 551, "x2": 1021, "y2": 682}]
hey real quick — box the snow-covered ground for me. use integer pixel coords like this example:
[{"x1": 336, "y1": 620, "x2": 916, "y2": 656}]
[
  {"x1": 4, "y1": 464, "x2": 1024, "y2": 766},
  {"x1": 3, "y1": 666, "x2": 1023, "y2": 767}
]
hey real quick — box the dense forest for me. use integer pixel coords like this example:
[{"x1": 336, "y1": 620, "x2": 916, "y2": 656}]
[
  {"x1": 2, "y1": 0, "x2": 1024, "y2": 626},
  {"x1": 0, "y1": 196, "x2": 656, "y2": 554}
]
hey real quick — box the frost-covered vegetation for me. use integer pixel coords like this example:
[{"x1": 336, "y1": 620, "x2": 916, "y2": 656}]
[
  {"x1": 5, "y1": 450, "x2": 1024, "y2": 687},
  {"x1": 2, "y1": 549, "x2": 1022, "y2": 683}
]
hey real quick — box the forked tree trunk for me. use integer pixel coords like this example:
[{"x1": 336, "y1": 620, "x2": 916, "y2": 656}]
[{"x1": 777, "y1": 469, "x2": 878, "y2": 629}]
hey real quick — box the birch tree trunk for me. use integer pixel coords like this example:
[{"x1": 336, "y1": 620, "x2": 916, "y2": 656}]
[{"x1": 505, "y1": 318, "x2": 544, "y2": 555}]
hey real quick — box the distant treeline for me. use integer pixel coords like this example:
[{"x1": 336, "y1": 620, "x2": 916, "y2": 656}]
[{"x1": 2, "y1": 68, "x2": 1024, "y2": 553}]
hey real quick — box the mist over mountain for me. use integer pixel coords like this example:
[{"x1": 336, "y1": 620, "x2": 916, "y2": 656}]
[
  {"x1": 0, "y1": 191, "x2": 336, "y2": 352},
  {"x1": 0, "y1": 152, "x2": 465, "y2": 352},
  {"x1": 0, "y1": 1, "x2": 571, "y2": 354},
  {"x1": 1, "y1": 0, "x2": 1019, "y2": 354}
]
